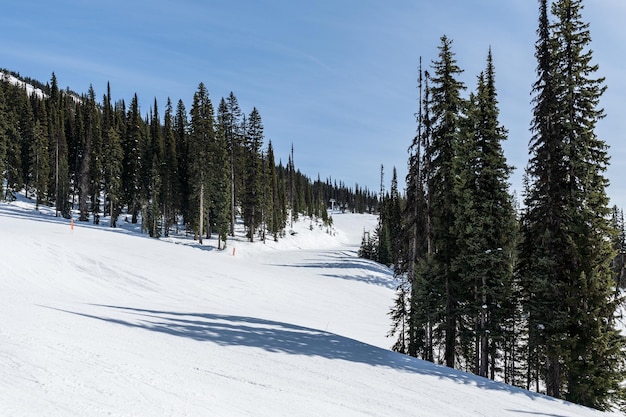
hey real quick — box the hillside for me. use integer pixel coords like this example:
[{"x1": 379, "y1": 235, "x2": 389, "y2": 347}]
[{"x1": 0, "y1": 196, "x2": 621, "y2": 417}]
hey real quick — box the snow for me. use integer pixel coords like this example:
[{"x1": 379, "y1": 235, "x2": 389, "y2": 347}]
[
  {"x1": 0, "y1": 196, "x2": 620, "y2": 416},
  {"x1": 0, "y1": 71, "x2": 46, "y2": 99}
]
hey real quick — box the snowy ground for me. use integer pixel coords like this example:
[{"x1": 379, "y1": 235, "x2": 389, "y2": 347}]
[{"x1": 0, "y1": 196, "x2": 621, "y2": 416}]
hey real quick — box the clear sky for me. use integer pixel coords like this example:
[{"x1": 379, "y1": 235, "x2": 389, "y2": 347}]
[{"x1": 1, "y1": 1, "x2": 625, "y2": 207}]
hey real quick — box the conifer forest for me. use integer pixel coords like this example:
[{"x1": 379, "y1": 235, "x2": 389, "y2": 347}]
[
  {"x1": 363, "y1": 0, "x2": 626, "y2": 411},
  {"x1": 0, "y1": 74, "x2": 378, "y2": 244},
  {"x1": 1, "y1": 0, "x2": 626, "y2": 412}
]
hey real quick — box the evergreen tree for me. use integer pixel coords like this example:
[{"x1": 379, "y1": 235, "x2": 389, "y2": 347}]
[
  {"x1": 144, "y1": 98, "x2": 164, "y2": 237},
  {"x1": 388, "y1": 167, "x2": 403, "y2": 269},
  {"x1": 47, "y1": 73, "x2": 71, "y2": 218},
  {"x1": 276, "y1": 160, "x2": 288, "y2": 237},
  {"x1": 213, "y1": 98, "x2": 232, "y2": 249},
  {"x1": 123, "y1": 94, "x2": 143, "y2": 224},
  {"x1": 519, "y1": 0, "x2": 626, "y2": 408},
  {"x1": 3, "y1": 85, "x2": 22, "y2": 200},
  {"x1": 287, "y1": 144, "x2": 298, "y2": 226},
  {"x1": 0, "y1": 79, "x2": 7, "y2": 199},
  {"x1": 86, "y1": 85, "x2": 103, "y2": 224},
  {"x1": 611, "y1": 207, "x2": 626, "y2": 289},
  {"x1": 552, "y1": 0, "x2": 625, "y2": 408},
  {"x1": 30, "y1": 119, "x2": 49, "y2": 210},
  {"x1": 18, "y1": 88, "x2": 35, "y2": 199},
  {"x1": 225, "y1": 92, "x2": 243, "y2": 236},
  {"x1": 397, "y1": 62, "x2": 435, "y2": 359},
  {"x1": 102, "y1": 83, "x2": 123, "y2": 226},
  {"x1": 265, "y1": 141, "x2": 283, "y2": 241},
  {"x1": 242, "y1": 107, "x2": 263, "y2": 241},
  {"x1": 161, "y1": 98, "x2": 179, "y2": 236},
  {"x1": 427, "y1": 35, "x2": 467, "y2": 368},
  {"x1": 453, "y1": 51, "x2": 517, "y2": 379},
  {"x1": 174, "y1": 99, "x2": 190, "y2": 228},
  {"x1": 188, "y1": 82, "x2": 214, "y2": 243}
]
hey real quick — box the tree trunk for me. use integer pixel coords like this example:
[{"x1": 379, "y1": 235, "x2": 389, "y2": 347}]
[
  {"x1": 199, "y1": 183, "x2": 204, "y2": 245},
  {"x1": 445, "y1": 273, "x2": 456, "y2": 368}
]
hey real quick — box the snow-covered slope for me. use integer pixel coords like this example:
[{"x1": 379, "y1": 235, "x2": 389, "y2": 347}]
[
  {"x1": 0, "y1": 71, "x2": 46, "y2": 99},
  {"x1": 0, "y1": 197, "x2": 620, "y2": 416}
]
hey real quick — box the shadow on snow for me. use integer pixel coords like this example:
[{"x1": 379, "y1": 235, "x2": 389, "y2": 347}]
[
  {"x1": 270, "y1": 250, "x2": 397, "y2": 290},
  {"x1": 44, "y1": 304, "x2": 551, "y2": 403}
]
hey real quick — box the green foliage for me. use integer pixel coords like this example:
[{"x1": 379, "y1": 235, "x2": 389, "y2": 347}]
[
  {"x1": 358, "y1": 231, "x2": 377, "y2": 261},
  {"x1": 518, "y1": 0, "x2": 626, "y2": 409},
  {"x1": 0, "y1": 80, "x2": 7, "y2": 199},
  {"x1": 426, "y1": 35, "x2": 467, "y2": 369},
  {"x1": 224, "y1": 92, "x2": 243, "y2": 237},
  {"x1": 47, "y1": 74, "x2": 71, "y2": 218},
  {"x1": 188, "y1": 82, "x2": 215, "y2": 243},
  {"x1": 123, "y1": 94, "x2": 144, "y2": 224},
  {"x1": 242, "y1": 108, "x2": 263, "y2": 241},
  {"x1": 30, "y1": 119, "x2": 49, "y2": 210},
  {"x1": 390, "y1": 38, "x2": 517, "y2": 387},
  {"x1": 212, "y1": 100, "x2": 232, "y2": 248}
]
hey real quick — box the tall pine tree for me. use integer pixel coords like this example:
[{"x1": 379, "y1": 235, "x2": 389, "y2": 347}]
[
  {"x1": 188, "y1": 83, "x2": 215, "y2": 244},
  {"x1": 452, "y1": 50, "x2": 517, "y2": 379},
  {"x1": 518, "y1": 0, "x2": 626, "y2": 408},
  {"x1": 242, "y1": 108, "x2": 263, "y2": 241},
  {"x1": 428, "y1": 35, "x2": 466, "y2": 368}
]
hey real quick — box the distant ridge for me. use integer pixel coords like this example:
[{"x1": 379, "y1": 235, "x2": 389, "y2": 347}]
[{"x1": 0, "y1": 68, "x2": 81, "y2": 100}]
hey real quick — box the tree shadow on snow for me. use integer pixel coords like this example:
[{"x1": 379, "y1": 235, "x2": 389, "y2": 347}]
[
  {"x1": 505, "y1": 411, "x2": 570, "y2": 417},
  {"x1": 270, "y1": 250, "x2": 397, "y2": 290},
  {"x1": 46, "y1": 304, "x2": 552, "y2": 402}
]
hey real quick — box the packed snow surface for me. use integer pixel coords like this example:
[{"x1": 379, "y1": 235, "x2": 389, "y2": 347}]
[{"x1": 0, "y1": 196, "x2": 620, "y2": 416}]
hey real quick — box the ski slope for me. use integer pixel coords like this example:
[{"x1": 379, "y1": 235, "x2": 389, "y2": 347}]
[{"x1": 0, "y1": 196, "x2": 621, "y2": 416}]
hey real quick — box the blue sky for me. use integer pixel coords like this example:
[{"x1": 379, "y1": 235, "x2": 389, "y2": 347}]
[{"x1": 1, "y1": 1, "x2": 625, "y2": 207}]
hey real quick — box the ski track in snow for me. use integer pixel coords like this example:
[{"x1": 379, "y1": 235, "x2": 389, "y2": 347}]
[{"x1": 0, "y1": 196, "x2": 620, "y2": 416}]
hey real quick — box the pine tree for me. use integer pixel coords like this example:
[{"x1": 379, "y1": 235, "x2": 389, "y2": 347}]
[
  {"x1": 161, "y1": 98, "x2": 179, "y2": 236},
  {"x1": 452, "y1": 50, "x2": 517, "y2": 379},
  {"x1": 0, "y1": 79, "x2": 7, "y2": 200},
  {"x1": 428, "y1": 35, "x2": 466, "y2": 368},
  {"x1": 102, "y1": 83, "x2": 123, "y2": 226},
  {"x1": 388, "y1": 167, "x2": 403, "y2": 269},
  {"x1": 86, "y1": 85, "x2": 103, "y2": 225},
  {"x1": 18, "y1": 88, "x2": 35, "y2": 199},
  {"x1": 188, "y1": 82, "x2": 214, "y2": 244},
  {"x1": 392, "y1": 60, "x2": 434, "y2": 358},
  {"x1": 519, "y1": 0, "x2": 626, "y2": 408},
  {"x1": 30, "y1": 119, "x2": 49, "y2": 210},
  {"x1": 242, "y1": 107, "x2": 263, "y2": 241},
  {"x1": 266, "y1": 141, "x2": 283, "y2": 241},
  {"x1": 47, "y1": 73, "x2": 71, "y2": 218},
  {"x1": 225, "y1": 92, "x2": 243, "y2": 237},
  {"x1": 212, "y1": 98, "x2": 232, "y2": 249},
  {"x1": 276, "y1": 160, "x2": 288, "y2": 237},
  {"x1": 552, "y1": 0, "x2": 625, "y2": 408},
  {"x1": 3, "y1": 83, "x2": 22, "y2": 200},
  {"x1": 611, "y1": 207, "x2": 626, "y2": 289},
  {"x1": 287, "y1": 144, "x2": 298, "y2": 227},
  {"x1": 517, "y1": 0, "x2": 564, "y2": 394},
  {"x1": 174, "y1": 99, "x2": 190, "y2": 228},
  {"x1": 144, "y1": 98, "x2": 164, "y2": 237},
  {"x1": 123, "y1": 94, "x2": 143, "y2": 224}
]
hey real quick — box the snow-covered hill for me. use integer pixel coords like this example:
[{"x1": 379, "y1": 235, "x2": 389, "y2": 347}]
[
  {"x1": 0, "y1": 71, "x2": 46, "y2": 99},
  {"x1": 0, "y1": 197, "x2": 620, "y2": 416}
]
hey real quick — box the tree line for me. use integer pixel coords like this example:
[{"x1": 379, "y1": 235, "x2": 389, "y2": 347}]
[
  {"x1": 0, "y1": 74, "x2": 380, "y2": 244},
  {"x1": 362, "y1": 0, "x2": 626, "y2": 411}
]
